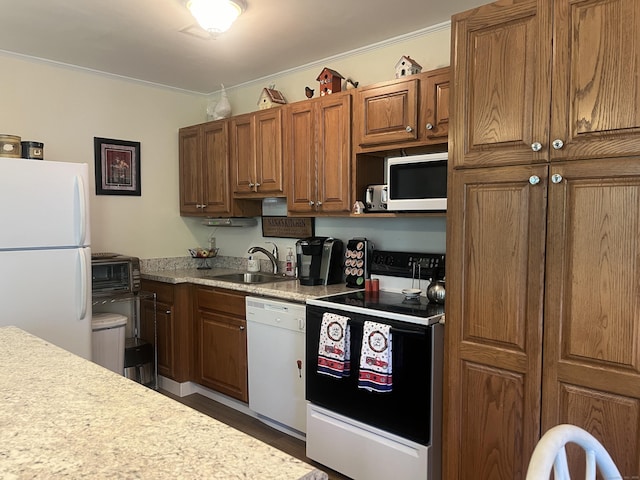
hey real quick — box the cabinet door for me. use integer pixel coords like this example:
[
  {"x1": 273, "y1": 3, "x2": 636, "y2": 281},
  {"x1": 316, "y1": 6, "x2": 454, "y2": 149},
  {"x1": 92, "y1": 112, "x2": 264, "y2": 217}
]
[
  {"x1": 356, "y1": 78, "x2": 418, "y2": 148},
  {"x1": 230, "y1": 113, "x2": 255, "y2": 195},
  {"x1": 196, "y1": 310, "x2": 248, "y2": 402},
  {"x1": 542, "y1": 159, "x2": 640, "y2": 477},
  {"x1": 178, "y1": 125, "x2": 203, "y2": 215},
  {"x1": 317, "y1": 94, "x2": 351, "y2": 213},
  {"x1": 285, "y1": 102, "x2": 316, "y2": 213},
  {"x1": 550, "y1": 0, "x2": 640, "y2": 161},
  {"x1": 444, "y1": 164, "x2": 548, "y2": 480},
  {"x1": 254, "y1": 108, "x2": 284, "y2": 195},
  {"x1": 450, "y1": 0, "x2": 552, "y2": 168},
  {"x1": 141, "y1": 298, "x2": 174, "y2": 378},
  {"x1": 140, "y1": 281, "x2": 191, "y2": 382},
  {"x1": 422, "y1": 67, "x2": 450, "y2": 143},
  {"x1": 201, "y1": 121, "x2": 232, "y2": 215}
]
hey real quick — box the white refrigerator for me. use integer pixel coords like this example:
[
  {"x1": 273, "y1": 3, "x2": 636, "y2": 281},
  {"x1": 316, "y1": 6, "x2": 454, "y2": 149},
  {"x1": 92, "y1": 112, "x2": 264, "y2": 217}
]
[{"x1": 0, "y1": 157, "x2": 92, "y2": 359}]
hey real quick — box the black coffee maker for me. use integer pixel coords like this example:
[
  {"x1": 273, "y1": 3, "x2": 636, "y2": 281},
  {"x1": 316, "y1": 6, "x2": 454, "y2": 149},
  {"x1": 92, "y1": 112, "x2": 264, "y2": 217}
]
[{"x1": 295, "y1": 237, "x2": 344, "y2": 286}]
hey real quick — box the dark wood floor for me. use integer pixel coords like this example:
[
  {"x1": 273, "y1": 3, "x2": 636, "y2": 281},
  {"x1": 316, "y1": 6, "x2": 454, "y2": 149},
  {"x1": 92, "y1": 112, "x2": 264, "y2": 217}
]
[{"x1": 160, "y1": 390, "x2": 351, "y2": 480}]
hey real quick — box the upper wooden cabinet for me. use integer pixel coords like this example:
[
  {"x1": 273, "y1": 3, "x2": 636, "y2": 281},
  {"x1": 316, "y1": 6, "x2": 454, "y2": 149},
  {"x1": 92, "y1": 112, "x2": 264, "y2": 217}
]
[
  {"x1": 550, "y1": 0, "x2": 640, "y2": 161},
  {"x1": 230, "y1": 108, "x2": 285, "y2": 198},
  {"x1": 452, "y1": 0, "x2": 640, "y2": 169},
  {"x1": 285, "y1": 91, "x2": 352, "y2": 215},
  {"x1": 178, "y1": 121, "x2": 260, "y2": 218},
  {"x1": 354, "y1": 68, "x2": 450, "y2": 153}
]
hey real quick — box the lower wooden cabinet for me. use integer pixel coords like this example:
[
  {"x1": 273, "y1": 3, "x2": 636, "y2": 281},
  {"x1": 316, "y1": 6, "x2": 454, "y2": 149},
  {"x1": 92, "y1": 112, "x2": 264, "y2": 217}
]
[
  {"x1": 140, "y1": 280, "x2": 192, "y2": 382},
  {"x1": 194, "y1": 286, "x2": 249, "y2": 403},
  {"x1": 445, "y1": 160, "x2": 640, "y2": 478}
]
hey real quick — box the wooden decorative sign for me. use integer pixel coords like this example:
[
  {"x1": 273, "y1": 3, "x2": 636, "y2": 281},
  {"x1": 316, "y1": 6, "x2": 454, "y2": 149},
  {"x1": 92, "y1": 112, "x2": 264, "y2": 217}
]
[{"x1": 262, "y1": 216, "x2": 315, "y2": 238}]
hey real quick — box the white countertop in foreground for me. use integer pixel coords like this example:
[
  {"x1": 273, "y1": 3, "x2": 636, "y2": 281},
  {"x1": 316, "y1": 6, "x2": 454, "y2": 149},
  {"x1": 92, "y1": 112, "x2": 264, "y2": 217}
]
[
  {"x1": 0, "y1": 326, "x2": 327, "y2": 480},
  {"x1": 142, "y1": 268, "x2": 357, "y2": 303}
]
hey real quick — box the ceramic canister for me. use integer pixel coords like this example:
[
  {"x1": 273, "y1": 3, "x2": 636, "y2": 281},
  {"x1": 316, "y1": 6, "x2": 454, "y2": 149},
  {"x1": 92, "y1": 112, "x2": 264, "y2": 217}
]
[{"x1": 0, "y1": 134, "x2": 21, "y2": 158}]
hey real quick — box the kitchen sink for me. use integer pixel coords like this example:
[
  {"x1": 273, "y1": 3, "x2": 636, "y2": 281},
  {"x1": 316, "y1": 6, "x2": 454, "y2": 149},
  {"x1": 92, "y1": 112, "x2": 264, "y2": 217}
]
[{"x1": 206, "y1": 272, "x2": 295, "y2": 285}]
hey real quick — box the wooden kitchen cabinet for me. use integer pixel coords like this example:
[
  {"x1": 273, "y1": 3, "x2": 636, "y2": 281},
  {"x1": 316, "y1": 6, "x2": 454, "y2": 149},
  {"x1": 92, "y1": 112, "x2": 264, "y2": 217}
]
[
  {"x1": 140, "y1": 280, "x2": 192, "y2": 382},
  {"x1": 285, "y1": 91, "x2": 352, "y2": 215},
  {"x1": 451, "y1": 0, "x2": 640, "y2": 170},
  {"x1": 445, "y1": 164, "x2": 548, "y2": 479},
  {"x1": 193, "y1": 286, "x2": 248, "y2": 403},
  {"x1": 178, "y1": 121, "x2": 261, "y2": 217},
  {"x1": 354, "y1": 68, "x2": 450, "y2": 153},
  {"x1": 230, "y1": 108, "x2": 285, "y2": 197},
  {"x1": 445, "y1": 1, "x2": 640, "y2": 478}
]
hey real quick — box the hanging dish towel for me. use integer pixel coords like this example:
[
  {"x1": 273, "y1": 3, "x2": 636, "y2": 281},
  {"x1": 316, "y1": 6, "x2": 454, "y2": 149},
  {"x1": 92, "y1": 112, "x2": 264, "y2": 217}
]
[
  {"x1": 317, "y1": 312, "x2": 351, "y2": 378},
  {"x1": 358, "y1": 321, "x2": 392, "y2": 393}
]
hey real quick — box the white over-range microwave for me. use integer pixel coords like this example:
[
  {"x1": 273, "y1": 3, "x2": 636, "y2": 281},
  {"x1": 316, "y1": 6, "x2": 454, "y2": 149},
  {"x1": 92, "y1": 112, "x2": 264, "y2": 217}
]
[{"x1": 386, "y1": 152, "x2": 447, "y2": 212}]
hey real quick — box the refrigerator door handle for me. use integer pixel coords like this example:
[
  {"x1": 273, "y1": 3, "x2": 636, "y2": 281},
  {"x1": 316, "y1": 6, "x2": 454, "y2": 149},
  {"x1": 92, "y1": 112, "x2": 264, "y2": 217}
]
[
  {"x1": 75, "y1": 175, "x2": 87, "y2": 246},
  {"x1": 78, "y1": 249, "x2": 88, "y2": 320}
]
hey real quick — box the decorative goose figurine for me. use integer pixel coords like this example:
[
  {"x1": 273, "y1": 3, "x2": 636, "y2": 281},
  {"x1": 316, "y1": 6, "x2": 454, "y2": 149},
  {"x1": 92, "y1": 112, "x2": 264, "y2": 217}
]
[{"x1": 212, "y1": 84, "x2": 231, "y2": 120}]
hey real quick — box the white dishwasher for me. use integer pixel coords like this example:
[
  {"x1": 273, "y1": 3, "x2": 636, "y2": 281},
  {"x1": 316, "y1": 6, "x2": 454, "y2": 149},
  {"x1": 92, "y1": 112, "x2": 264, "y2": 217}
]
[{"x1": 246, "y1": 296, "x2": 306, "y2": 436}]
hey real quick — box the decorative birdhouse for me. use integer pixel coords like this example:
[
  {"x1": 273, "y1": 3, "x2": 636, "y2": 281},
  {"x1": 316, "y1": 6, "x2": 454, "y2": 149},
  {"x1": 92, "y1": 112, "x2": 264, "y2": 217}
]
[
  {"x1": 257, "y1": 86, "x2": 287, "y2": 110},
  {"x1": 394, "y1": 56, "x2": 422, "y2": 78},
  {"x1": 316, "y1": 67, "x2": 344, "y2": 96}
]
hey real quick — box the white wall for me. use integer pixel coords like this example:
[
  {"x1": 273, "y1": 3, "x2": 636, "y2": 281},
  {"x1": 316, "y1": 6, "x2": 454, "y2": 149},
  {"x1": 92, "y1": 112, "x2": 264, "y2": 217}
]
[
  {"x1": 0, "y1": 52, "x2": 207, "y2": 257},
  {"x1": 0, "y1": 22, "x2": 451, "y2": 261}
]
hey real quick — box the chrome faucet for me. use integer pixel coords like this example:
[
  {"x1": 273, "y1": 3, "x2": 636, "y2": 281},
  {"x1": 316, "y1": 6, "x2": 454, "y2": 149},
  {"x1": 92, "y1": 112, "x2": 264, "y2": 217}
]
[{"x1": 248, "y1": 244, "x2": 279, "y2": 274}]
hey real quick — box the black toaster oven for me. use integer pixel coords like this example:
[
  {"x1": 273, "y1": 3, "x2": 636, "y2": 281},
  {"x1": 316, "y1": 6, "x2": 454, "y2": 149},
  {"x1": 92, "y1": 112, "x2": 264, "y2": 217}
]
[{"x1": 91, "y1": 253, "x2": 141, "y2": 296}]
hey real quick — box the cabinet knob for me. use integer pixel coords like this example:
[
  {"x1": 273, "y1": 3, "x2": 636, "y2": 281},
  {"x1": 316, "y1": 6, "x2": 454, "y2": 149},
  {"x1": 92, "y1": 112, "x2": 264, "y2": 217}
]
[
  {"x1": 529, "y1": 175, "x2": 540, "y2": 185},
  {"x1": 255, "y1": 182, "x2": 261, "y2": 188},
  {"x1": 239, "y1": 325, "x2": 245, "y2": 331},
  {"x1": 248, "y1": 182, "x2": 255, "y2": 187},
  {"x1": 309, "y1": 200, "x2": 315, "y2": 206},
  {"x1": 425, "y1": 123, "x2": 434, "y2": 130},
  {"x1": 551, "y1": 173, "x2": 563, "y2": 184},
  {"x1": 531, "y1": 142, "x2": 542, "y2": 152},
  {"x1": 165, "y1": 310, "x2": 171, "y2": 315},
  {"x1": 317, "y1": 201, "x2": 322, "y2": 207},
  {"x1": 405, "y1": 126, "x2": 413, "y2": 133},
  {"x1": 552, "y1": 139, "x2": 564, "y2": 150}
]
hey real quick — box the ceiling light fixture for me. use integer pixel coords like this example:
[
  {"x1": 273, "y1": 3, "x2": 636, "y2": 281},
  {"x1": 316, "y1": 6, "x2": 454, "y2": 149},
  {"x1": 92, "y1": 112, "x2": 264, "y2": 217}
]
[{"x1": 186, "y1": 0, "x2": 245, "y2": 34}]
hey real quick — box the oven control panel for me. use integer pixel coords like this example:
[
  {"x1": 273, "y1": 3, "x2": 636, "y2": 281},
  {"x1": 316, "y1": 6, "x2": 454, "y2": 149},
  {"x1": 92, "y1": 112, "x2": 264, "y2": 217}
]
[{"x1": 370, "y1": 250, "x2": 445, "y2": 280}]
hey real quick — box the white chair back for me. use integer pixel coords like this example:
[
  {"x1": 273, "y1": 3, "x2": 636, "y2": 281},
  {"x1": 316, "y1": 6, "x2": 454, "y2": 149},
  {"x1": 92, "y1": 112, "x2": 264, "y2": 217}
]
[{"x1": 526, "y1": 424, "x2": 622, "y2": 480}]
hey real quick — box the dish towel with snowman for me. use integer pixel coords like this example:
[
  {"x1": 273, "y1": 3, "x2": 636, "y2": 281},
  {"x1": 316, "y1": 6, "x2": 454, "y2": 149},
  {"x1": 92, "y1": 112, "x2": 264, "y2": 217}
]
[
  {"x1": 317, "y1": 312, "x2": 351, "y2": 378},
  {"x1": 358, "y1": 321, "x2": 393, "y2": 393}
]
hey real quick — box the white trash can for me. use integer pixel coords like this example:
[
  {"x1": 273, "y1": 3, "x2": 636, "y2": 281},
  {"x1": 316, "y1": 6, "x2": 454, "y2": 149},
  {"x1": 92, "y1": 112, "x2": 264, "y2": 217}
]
[{"x1": 91, "y1": 313, "x2": 127, "y2": 374}]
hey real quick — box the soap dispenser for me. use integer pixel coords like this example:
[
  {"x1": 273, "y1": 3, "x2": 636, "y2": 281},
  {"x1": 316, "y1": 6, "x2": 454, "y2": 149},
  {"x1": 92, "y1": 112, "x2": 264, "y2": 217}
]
[
  {"x1": 285, "y1": 247, "x2": 295, "y2": 276},
  {"x1": 247, "y1": 255, "x2": 260, "y2": 273}
]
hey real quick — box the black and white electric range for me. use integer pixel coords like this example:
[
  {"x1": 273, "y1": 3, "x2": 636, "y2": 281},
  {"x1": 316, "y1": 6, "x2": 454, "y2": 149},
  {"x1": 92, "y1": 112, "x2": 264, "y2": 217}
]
[{"x1": 305, "y1": 250, "x2": 445, "y2": 480}]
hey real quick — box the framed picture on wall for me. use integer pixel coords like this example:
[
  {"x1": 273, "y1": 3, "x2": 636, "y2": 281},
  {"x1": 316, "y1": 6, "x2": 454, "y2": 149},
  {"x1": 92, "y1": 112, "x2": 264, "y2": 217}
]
[{"x1": 94, "y1": 137, "x2": 141, "y2": 196}]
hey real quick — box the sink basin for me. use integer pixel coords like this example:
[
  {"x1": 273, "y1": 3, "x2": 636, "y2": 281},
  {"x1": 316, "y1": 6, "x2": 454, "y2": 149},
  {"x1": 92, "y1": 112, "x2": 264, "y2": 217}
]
[{"x1": 207, "y1": 272, "x2": 294, "y2": 285}]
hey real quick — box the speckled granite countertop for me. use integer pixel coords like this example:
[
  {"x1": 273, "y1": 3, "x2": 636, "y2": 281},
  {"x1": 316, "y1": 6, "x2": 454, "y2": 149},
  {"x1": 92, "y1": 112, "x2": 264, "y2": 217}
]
[
  {"x1": 142, "y1": 267, "x2": 357, "y2": 303},
  {"x1": 0, "y1": 326, "x2": 328, "y2": 480}
]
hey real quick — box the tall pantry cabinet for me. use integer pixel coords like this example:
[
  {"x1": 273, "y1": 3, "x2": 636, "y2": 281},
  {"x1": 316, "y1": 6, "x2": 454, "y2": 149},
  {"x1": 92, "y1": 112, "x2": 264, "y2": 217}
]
[{"x1": 444, "y1": 0, "x2": 640, "y2": 479}]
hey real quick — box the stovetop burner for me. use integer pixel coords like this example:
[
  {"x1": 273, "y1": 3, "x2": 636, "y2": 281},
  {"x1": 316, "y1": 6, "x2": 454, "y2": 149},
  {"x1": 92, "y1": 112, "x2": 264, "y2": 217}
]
[{"x1": 307, "y1": 290, "x2": 444, "y2": 326}]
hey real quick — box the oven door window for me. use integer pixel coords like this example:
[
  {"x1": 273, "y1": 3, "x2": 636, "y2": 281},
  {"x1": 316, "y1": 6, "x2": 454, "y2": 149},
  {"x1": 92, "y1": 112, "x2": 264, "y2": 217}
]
[
  {"x1": 306, "y1": 305, "x2": 434, "y2": 445},
  {"x1": 92, "y1": 263, "x2": 131, "y2": 294}
]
